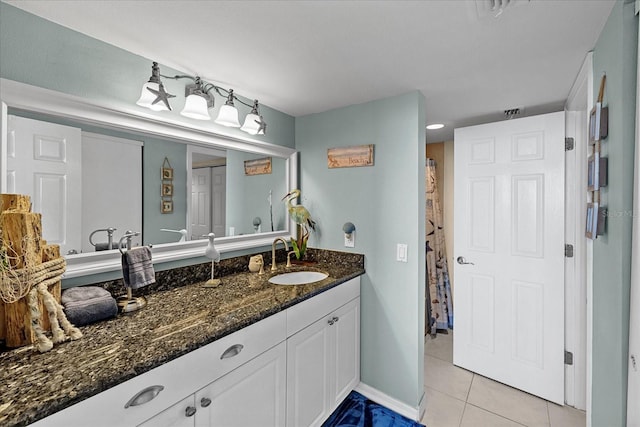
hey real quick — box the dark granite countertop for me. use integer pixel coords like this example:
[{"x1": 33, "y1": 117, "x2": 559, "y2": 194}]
[{"x1": 0, "y1": 249, "x2": 364, "y2": 427}]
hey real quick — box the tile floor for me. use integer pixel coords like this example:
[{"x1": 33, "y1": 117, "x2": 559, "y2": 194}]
[{"x1": 421, "y1": 331, "x2": 586, "y2": 427}]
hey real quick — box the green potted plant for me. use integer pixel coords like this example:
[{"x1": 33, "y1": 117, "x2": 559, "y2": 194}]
[{"x1": 282, "y1": 189, "x2": 316, "y2": 261}]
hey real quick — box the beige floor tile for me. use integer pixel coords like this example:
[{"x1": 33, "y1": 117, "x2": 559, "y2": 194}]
[
  {"x1": 467, "y1": 375, "x2": 550, "y2": 426},
  {"x1": 424, "y1": 354, "x2": 474, "y2": 401},
  {"x1": 548, "y1": 403, "x2": 585, "y2": 427},
  {"x1": 425, "y1": 330, "x2": 454, "y2": 362},
  {"x1": 421, "y1": 386, "x2": 465, "y2": 427},
  {"x1": 460, "y1": 404, "x2": 525, "y2": 427}
]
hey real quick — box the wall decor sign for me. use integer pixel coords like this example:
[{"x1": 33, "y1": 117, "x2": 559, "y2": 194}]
[
  {"x1": 585, "y1": 202, "x2": 605, "y2": 239},
  {"x1": 244, "y1": 157, "x2": 272, "y2": 176},
  {"x1": 161, "y1": 200, "x2": 173, "y2": 214},
  {"x1": 327, "y1": 144, "x2": 374, "y2": 169},
  {"x1": 589, "y1": 75, "x2": 609, "y2": 144},
  {"x1": 161, "y1": 157, "x2": 174, "y2": 214},
  {"x1": 587, "y1": 153, "x2": 609, "y2": 192}
]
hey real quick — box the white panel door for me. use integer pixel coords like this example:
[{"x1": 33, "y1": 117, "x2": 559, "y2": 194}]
[
  {"x1": 191, "y1": 168, "x2": 211, "y2": 240},
  {"x1": 453, "y1": 112, "x2": 565, "y2": 404},
  {"x1": 6, "y1": 115, "x2": 82, "y2": 255},
  {"x1": 211, "y1": 166, "x2": 226, "y2": 238}
]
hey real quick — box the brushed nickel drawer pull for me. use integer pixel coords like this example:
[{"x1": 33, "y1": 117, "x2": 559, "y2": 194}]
[
  {"x1": 185, "y1": 406, "x2": 197, "y2": 417},
  {"x1": 220, "y1": 344, "x2": 244, "y2": 359},
  {"x1": 200, "y1": 397, "x2": 212, "y2": 407},
  {"x1": 124, "y1": 385, "x2": 164, "y2": 408}
]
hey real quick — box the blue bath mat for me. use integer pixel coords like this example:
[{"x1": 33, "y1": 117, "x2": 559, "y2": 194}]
[{"x1": 322, "y1": 391, "x2": 425, "y2": 427}]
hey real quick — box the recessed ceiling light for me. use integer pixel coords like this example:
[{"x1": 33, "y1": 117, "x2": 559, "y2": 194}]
[{"x1": 426, "y1": 123, "x2": 445, "y2": 130}]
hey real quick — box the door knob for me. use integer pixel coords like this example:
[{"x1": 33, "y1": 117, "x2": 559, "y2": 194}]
[{"x1": 456, "y1": 256, "x2": 475, "y2": 265}]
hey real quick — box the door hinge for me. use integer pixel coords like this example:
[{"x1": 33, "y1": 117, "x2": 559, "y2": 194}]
[
  {"x1": 565, "y1": 244, "x2": 574, "y2": 258},
  {"x1": 565, "y1": 350, "x2": 574, "y2": 365},
  {"x1": 565, "y1": 137, "x2": 575, "y2": 151}
]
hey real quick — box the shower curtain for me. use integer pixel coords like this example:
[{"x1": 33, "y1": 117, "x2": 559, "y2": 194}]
[{"x1": 425, "y1": 159, "x2": 453, "y2": 336}]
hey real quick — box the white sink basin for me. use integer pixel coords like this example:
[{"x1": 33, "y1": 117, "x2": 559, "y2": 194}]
[{"x1": 268, "y1": 271, "x2": 329, "y2": 285}]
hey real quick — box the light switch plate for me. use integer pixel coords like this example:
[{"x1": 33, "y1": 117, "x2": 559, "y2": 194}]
[{"x1": 397, "y1": 244, "x2": 408, "y2": 262}]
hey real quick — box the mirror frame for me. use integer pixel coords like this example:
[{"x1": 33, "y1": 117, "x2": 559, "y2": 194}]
[{"x1": 0, "y1": 78, "x2": 297, "y2": 278}]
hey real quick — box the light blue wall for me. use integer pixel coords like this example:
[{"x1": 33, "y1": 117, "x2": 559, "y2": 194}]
[
  {"x1": 296, "y1": 91, "x2": 426, "y2": 409},
  {"x1": 143, "y1": 137, "x2": 188, "y2": 245},
  {"x1": 0, "y1": 2, "x2": 295, "y2": 148},
  {"x1": 591, "y1": 1, "x2": 638, "y2": 425},
  {"x1": 226, "y1": 152, "x2": 287, "y2": 236}
]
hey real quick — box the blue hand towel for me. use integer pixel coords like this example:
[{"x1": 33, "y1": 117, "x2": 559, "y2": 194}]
[
  {"x1": 62, "y1": 286, "x2": 118, "y2": 326},
  {"x1": 121, "y1": 246, "x2": 156, "y2": 289}
]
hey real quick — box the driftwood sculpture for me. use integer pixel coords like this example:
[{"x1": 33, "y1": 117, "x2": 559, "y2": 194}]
[{"x1": 0, "y1": 194, "x2": 81, "y2": 351}]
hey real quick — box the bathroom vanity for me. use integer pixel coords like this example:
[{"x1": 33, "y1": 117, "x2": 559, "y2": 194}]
[{"x1": 0, "y1": 251, "x2": 364, "y2": 427}]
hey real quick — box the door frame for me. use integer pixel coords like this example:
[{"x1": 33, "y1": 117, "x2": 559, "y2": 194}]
[
  {"x1": 564, "y1": 52, "x2": 592, "y2": 412},
  {"x1": 0, "y1": 102, "x2": 6, "y2": 193}
]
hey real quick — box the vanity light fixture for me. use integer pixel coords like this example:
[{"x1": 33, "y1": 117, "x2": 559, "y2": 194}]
[
  {"x1": 137, "y1": 61, "x2": 267, "y2": 135},
  {"x1": 240, "y1": 100, "x2": 263, "y2": 135},
  {"x1": 181, "y1": 77, "x2": 213, "y2": 120},
  {"x1": 426, "y1": 123, "x2": 445, "y2": 130},
  {"x1": 136, "y1": 62, "x2": 174, "y2": 111},
  {"x1": 214, "y1": 90, "x2": 241, "y2": 128}
]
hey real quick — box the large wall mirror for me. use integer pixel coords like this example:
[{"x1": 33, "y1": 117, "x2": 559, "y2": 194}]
[{"x1": 0, "y1": 79, "x2": 297, "y2": 279}]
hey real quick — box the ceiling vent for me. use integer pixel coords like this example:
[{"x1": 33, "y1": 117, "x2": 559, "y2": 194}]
[
  {"x1": 475, "y1": 0, "x2": 528, "y2": 18},
  {"x1": 504, "y1": 108, "x2": 522, "y2": 119}
]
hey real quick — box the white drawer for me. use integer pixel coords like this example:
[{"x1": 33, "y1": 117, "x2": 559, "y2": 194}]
[
  {"x1": 33, "y1": 310, "x2": 286, "y2": 427},
  {"x1": 286, "y1": 276, "x2": 360, "y2": 337}
]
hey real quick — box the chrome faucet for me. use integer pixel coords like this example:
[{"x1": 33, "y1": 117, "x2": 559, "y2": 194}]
[{"x1": 271, "y1": 238, "x2": 289, "y2": 271}]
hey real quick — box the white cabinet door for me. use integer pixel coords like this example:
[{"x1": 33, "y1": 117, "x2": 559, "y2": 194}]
[
  {"x1": 287, "y1": 313, "x2": 332, "y2": 427},
  {"x1": 195, "y1": 342, "x2": 286, "y2": 427},
  {"x1": 137, "y1": 395, "x2": 196, "y2": 427},
  {"x1": 330, "y1": 298, "x2": 360, "y2": 410},
  {"x1": 287, "y1": 297, "x2": 361, "y2": 427}
]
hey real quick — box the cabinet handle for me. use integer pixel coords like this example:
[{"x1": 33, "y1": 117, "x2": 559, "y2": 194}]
[
  {"x1": 220, "y1": 343, "x2": 244, "y2": 359},
  {"x1": 185, "y1": 406, "x2": 197, "y2": 417},
  {"x1": 200, "y1": 397, "x2": 212, "y2": 408},
  {"x1": 333, "y1": 316, "x2": 339, "y2": 323},
  {"x1": 124, "y1": 385, "x2": 164, "y2": 408},
  {"x1": 328, "y1": 316, "x2": 339, "y2": 326}
]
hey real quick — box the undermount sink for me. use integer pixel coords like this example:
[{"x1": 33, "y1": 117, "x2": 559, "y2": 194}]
[{"x1": 268, "y1": 271, "x2": 329, "y2": 285}]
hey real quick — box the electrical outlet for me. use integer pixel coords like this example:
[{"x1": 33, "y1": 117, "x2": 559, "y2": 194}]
[
  {"x1": 344, "y1": 232, "x2": 355, "y2": 248},
  {"x1": 396, "y1": 244, "x2": 408, "y2": 262}
]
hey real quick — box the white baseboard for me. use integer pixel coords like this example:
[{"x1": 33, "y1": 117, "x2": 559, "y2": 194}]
[{"x1": 354, "y1": 382, "x2": 422, "y2": 421}]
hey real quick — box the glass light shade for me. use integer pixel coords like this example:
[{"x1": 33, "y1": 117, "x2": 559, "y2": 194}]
[
  {"x1": 180, "y1": 94, "x2": 211, "y2": 120},
  {"x1": 136, "y1": 82, "x2": 169, "y2": 111},
  {"x1": 215, "y1": 105, "x2": 241, "y2": 127},
  {"x1": 240, "y1": 112, "x2": 261, "y2": 135}
]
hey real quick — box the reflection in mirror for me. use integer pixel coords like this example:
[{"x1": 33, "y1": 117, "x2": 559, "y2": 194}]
[
  {"x1": 187, "y1": 146, "x2": 287, "y2": 241},
  {"x1": 1, "y1": 79, "x2": 297, "y2": 279},
  {"x1": 4, "y1": 111, "x2": 289, "y2": 255}
]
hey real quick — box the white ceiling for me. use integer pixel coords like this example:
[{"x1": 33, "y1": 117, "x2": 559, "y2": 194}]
[{"x1": 5, "y1": 0, "x2": 615, "y2": 142}]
